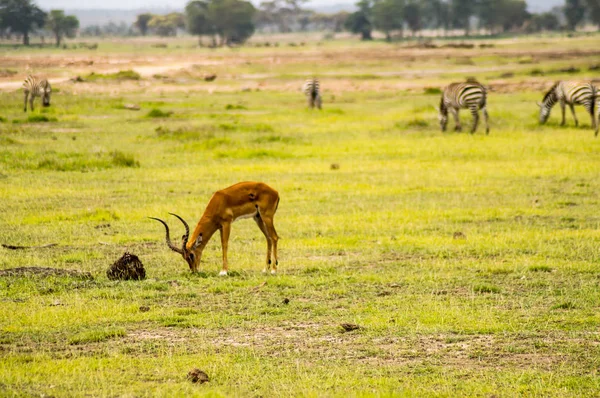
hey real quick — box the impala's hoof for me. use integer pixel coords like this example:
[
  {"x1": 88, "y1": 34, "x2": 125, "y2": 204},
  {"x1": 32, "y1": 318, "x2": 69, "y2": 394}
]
[{"x1": 219, "y1": 270, "x2": 228, "y2": 276}]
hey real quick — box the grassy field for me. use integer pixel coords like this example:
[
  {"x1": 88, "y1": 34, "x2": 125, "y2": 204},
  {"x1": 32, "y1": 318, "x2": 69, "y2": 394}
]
[{"x1": 1, "y1": 34, "x2": 600, "y2": 396}]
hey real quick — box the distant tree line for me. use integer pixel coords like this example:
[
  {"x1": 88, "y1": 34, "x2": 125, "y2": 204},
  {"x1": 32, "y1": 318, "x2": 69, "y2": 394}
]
[
  {"x1": 0, "y1": 0, "x2": 79, "y2": 46},
  {"x1": 2, "y1": 0, "x2": 599, "y2": 48},
  {"x1": 344, "y1": 0, "x2": 600, "y2": 40}
]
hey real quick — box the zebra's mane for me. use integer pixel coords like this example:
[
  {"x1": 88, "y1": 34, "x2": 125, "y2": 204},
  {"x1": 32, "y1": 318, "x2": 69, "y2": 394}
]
[{"x1": 542, "y1": 82, "x2": 560, "y2": 103}]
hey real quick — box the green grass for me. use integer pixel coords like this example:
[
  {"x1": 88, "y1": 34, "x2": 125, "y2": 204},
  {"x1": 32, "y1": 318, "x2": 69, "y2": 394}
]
[
  {"x1": 0, "y1": 34, "x2": 600, "y2": 397},
  {"x1": 86, "y1": 69, "x2": 141, "y2": 81}
]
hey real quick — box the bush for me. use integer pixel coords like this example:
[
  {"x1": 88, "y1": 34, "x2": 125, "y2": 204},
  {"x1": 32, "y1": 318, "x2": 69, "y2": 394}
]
[
  {"x1": 424, "y1": 87, "x2": 442, "y2": 95},
  {"x1": 146, "y1": 108, "x2": 172, "y2": 118},
  {"x1": 111, "y1": 151, "x2": 140, "y2": 168}
]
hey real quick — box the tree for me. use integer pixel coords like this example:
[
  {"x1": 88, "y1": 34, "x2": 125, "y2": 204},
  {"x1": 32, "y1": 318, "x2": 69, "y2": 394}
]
[
  {"x1": 345, "y1": 0, "x2": 373, "y2": 40},
  {"x1": 207, "y1": 0, "x2": 255, "y2": 45},
  {"x1": 478, "y1": 0, "x2": 528, "y2": 33},
  {"x1": 135, "y1": 13, "x2": 153, "y2": 36},
  {"x1": 404, "y1": 2, "x2": 422, "y2": 35},
  {"x1": 46, "y1": 10, "x2": 79, "y2": 47},
  {"x1": 0, "y1": 0, "x2": 46, "y2": 45},
  {"x1": 256, "y1": 0, "x2": 308, "y2": 33},
  {"x1": 585, "y1": 0, "x2": 600, "y2": 29},
  {"x1": 450, "y1": 0, "x2": 474, "y2": 35},
  {"x1": 148, "y1": 12, "x2": 185, "y2": 37},
  {"x1": 421, "y1": 0, "x2": 451, "y2": 33},
  {"x1": 526, "y1": 12, "x2": 560, "y2": 32},
  {"x1": 186, "y1": 1, "x2": 215, "y2": 45},
  {"x1": 564, "y1": 0, "x2": 585, "y2": 30},
  {"x1": 372, "y1": 0, "x2": 404, "y2": 40}
]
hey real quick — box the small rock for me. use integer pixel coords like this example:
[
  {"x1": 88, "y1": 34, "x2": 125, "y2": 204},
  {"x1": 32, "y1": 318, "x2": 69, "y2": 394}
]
[
  {"x1": 203, "y1": 74, "x2": 217, "y2": 82},
  {"x1": 187, "y1": 368, "x2": 209, "y2": 384},
  {"x1": 123, "y1": 104, "x2": 141, "y2": 111},
  {"x1": 330, "y1": 163, "x2": 340, "y2": 170},
  {"x1": 139, "y1": 306, "x2": 150, "y2": 312},
  {"x1": 282, "y1": 298, "x2": 290, "y2": 305}
]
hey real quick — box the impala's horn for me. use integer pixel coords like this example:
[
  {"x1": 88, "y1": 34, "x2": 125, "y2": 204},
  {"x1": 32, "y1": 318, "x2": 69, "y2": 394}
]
[
  {"x1": 149, "y1": 217, "x2": 184, "y2": 255},
  {"x1": 169, "y1": 213, "x2": 190, "y2": 253}
]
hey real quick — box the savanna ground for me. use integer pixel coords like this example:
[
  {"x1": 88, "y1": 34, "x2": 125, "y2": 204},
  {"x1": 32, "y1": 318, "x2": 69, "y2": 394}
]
[{"x1": 0, "y1": 33, "x2": 600, "y2": 396}]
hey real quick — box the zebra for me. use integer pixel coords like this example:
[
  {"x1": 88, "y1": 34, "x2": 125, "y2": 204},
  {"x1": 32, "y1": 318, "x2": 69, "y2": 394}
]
[
  {"x1": 537, "y1": 81, "x2": 598, "y2": 137},
  {"x1": 303, "y1": 78, "x2": 322, "y2": 109},
  {"x1": 23, "y1": 75, "x2": 52, "y2": 112},
  {"x1": 438, "y1": 80, "x2": 489, "y2": 134}
]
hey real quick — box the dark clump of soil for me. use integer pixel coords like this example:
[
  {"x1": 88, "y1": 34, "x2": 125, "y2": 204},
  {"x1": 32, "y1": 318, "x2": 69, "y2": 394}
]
[
  {"x1": 107, "y1": 252, "x2": 146, "y2": 281},
  {"x1": 0, "y1": 267, "x2": 93, "y2": 279},
  {"x1": 340, "y1": 323, "x2": 360, "y2": 332},
  {"x1": 187, "y1": 369, "x2": 209, "y2": 384}
]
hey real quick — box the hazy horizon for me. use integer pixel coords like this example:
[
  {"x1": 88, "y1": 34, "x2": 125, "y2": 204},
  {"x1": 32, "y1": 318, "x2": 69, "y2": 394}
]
[{"x1": 37, "y1": 0, "x2": 562, "y2": 12}]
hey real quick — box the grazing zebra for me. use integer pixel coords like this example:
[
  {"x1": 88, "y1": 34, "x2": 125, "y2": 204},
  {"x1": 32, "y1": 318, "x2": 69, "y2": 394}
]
[
  {"x1": 303, "y1": 78, "x2": 322, "y2": 109},
  {"x1": 438, "y1": 80, "x2": 489, "y2": 134},
  {"x1": 22, "y1": 75, "x2": 52, "y2": 112},
  {"x1": 537, "y1": 81, "x2": 598, "y2": 136}
]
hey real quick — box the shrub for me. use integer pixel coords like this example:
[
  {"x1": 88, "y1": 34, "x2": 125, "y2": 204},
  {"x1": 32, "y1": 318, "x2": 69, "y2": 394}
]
[
  {"x1": 146, "y1": 108, "x2": 172, "y2": 118},
  {"x1": 424, "y1": 87, "x2": 442, "y2": 95},
  {"x1": 111, "y1": 151, "x2": 140, "y2": 168}
]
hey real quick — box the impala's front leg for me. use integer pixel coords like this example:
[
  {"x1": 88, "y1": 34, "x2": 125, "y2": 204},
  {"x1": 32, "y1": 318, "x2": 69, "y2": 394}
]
[{"x1": 219, "y1": 222, "x2": 231, "y2": 276}]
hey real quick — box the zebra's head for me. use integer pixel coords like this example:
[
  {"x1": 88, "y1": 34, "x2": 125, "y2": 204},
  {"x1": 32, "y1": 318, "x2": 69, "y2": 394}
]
[
  {"x1": 537, "y1": 101, "x2": 550, "y2": 124},
  {"x1": 42, "y1": 83, "x2": 51, "y2": 107}
]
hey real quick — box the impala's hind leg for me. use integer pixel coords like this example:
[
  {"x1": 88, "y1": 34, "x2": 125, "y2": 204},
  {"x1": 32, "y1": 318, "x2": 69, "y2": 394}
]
[
  {"x1": 261, "y1": 216, "x2": 279, "y2": 274},
  {"x1": 254, "y1": 213, "x2": 273, "y2": 274}
]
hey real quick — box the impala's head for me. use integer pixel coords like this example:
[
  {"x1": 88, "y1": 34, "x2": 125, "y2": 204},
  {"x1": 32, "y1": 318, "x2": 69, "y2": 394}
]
[
  {"x1": 438, "y1": 97, "x2": 448, "y2": 132},
  {"x1": 42, "y1": 82, "x2": 51, "y2": 107},
  {"x1": 150, "y1": 213, "x2": 203, "y2": 272}
]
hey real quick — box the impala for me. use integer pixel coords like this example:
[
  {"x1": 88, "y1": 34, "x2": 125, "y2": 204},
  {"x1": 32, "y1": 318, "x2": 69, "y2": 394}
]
[{"x1": 150, "y1": 182, "x2": 280, "y2": 276}]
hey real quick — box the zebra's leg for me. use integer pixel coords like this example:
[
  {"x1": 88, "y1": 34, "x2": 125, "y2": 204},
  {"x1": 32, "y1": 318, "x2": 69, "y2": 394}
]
[
  {"x1": 451, "y1": 108, "x2": 461, "y2": 132},
  {"x1": 316, "y1": 95, "x2": 322, "y2": 110},
  {"x1": 483, "y1": 107, "x2": 490, "y2": 135},
  {"x1": 307, "y1": 96, "x2": 313, "y2": 109},
  {"x1": 23, "y1": 92, "x2": 28, "y2": 112},
  {"x1": 569, "y1": 103, "x2": 578, "y2": 127},
  {"x1": 29, "y1": 95, "x2": 35, "y2": 112},
  {"x1": 590, "y1": 108, "x2": 598, "y2": 135},
  {"x1": 560, "y1": 100, "x2": 566, "y2": 126},
  {"x1": 470, "y1": 107, "x2": 479, "y2": 134}
]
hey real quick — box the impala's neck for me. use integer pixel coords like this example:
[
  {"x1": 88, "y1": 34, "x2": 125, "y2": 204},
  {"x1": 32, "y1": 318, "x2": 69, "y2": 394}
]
[{"x1": 186, "y1": 216, "x2": 218, "y2": 253}]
